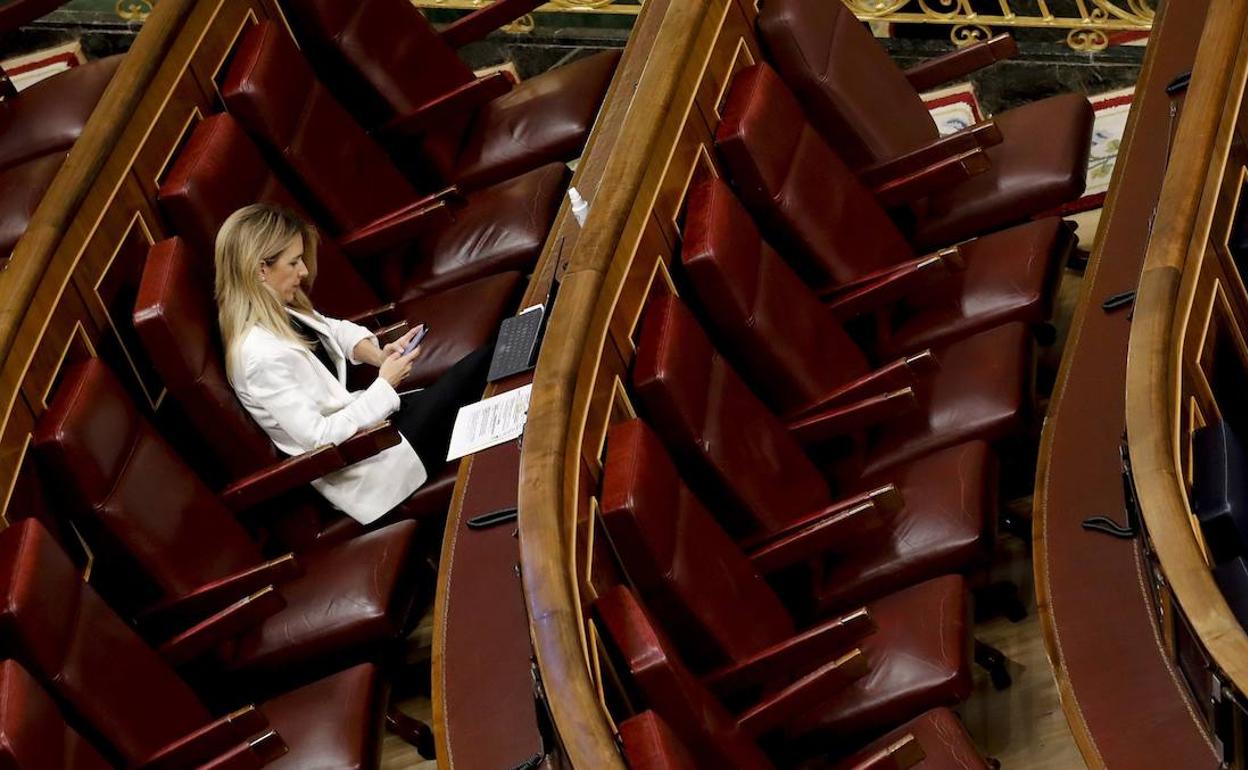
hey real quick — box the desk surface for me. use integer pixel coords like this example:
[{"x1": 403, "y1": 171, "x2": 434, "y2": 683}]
[{"x1": 1034, "y1": 0, "x2": 1220, "y2": 767}]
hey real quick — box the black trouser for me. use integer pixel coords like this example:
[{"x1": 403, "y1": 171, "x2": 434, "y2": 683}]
[{"x1": 394, "y1": 345, "x2": 493, "y2": 475}]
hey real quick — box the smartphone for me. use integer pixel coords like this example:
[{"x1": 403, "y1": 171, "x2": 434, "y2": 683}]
[{"x1": 402, "y1": 324, "x2": 429, "y2": 356}]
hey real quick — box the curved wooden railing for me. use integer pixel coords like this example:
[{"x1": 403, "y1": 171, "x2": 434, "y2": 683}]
[
  {"x1": 1126, "y1": 0, "x2": 1248, "y2": 753},
  {"x1": 517, "y1": 0, "x2": 766, "y2": 763}
]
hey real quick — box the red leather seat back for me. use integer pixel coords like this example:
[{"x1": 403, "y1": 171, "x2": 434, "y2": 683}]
[
  {"x1": 601, "y1": 420, "x2": 795, "y2": 668},
  {"x1": 281, "y1": 0, "x2": 475, "y2": 183},
  {"x1": 221, "y1": 22, "x2": 419, "y2": 234},
  {"x1": 632, "y1": 294, "x2": 833, "y2": 539},
  {"x1": 595, "y1": 586, "x2": 773, "y2": 770},
  {"x1": 618, "y1": 711, "x2": 702, "y2": 770},
  {"x1": 0, "y1": 659, "x2": 111, "y2": 770},
  {"x1": 683, "y1": 176, "x2": 874, "y2": 416},
  {"x1": 133, "y1": 237, "x2": 279, "y2": 478},
  {"x1": 715, "y1": 63, "x2": 916, "y2": 286},
  {"x1": 32, "y1": 359, "x2": 263, "y2": 599},
  {"x1": 157, "y1": 113, "x2": 383, "y2": 319},
  {"x1": 0, "y1": 520, "x2": 211, "y2": 765},
  {"x1": 758, "y1": 0, "x2": 938, "y2": 170}
]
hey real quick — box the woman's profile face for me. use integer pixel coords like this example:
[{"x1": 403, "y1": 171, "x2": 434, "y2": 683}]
[{"x1": 260, "y1": 235, "x2": 309, "y2": 305}]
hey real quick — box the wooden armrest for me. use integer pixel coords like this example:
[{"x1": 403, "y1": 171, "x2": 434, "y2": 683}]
[
  {"x1": 787, "y1": 389, "x2": 919, "y2": 446},
  {"x1": 136, "y1": 554, "x2": 299, "y2": 635},
  {"x1": 705, "y1": 608, "x2": 873, "y2": 698},
  {"x1": 905, "y1": 33, "x2": 1018, "y2": 91},
  {"x1": 139, "y1": 706, "x2": 272, "y2": 770},
  {"x1": 339, "y1": 188, "x2": 463, "y2": 260},
  {"x1": 379, "y1": 73, "x2": 512, "y2": 139},
  {"x1": 741, "y1": 485, "x2": 902, "y2": 551},
  {"x1": 440, "y1": 0, "x2": 546, "y2": 48},
  {"x1": 346, "y1": 303, "x2": 397, "y2": 327},
  {"x1": 859, "y1": 121, "x2": 1002, "y2": 188},
  {"x1": 191, "y1": 732, "x2": 289, "y2": 770},
  {"x1": 219, "y1": 423, "x2": 402, "y2": 513},
  {"x1": 791, "y1": 352, "x2": 937, "y2": 415},
  {"x1": 843, "y1": 735, "x2": 927, "y2": 770},
  {"x1": 825, "y1": 248, "x2": 962, "y2": 320},
  {"x1": 158, "y1": 587, "x2": 287, "y2": 668},
  {"x1": 872, "y1": 149, "x2": 991, "y2": 208},
  {"x1": 735, "y1": 648, "x2": 869, "y2": 738},
  {"x1": 748, "y1": 502, "x2": 879, "y2": 572}
]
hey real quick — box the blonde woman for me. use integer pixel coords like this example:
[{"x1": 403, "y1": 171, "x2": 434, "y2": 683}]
[{"x1": 217, "y1": 204, "x2": 491, "y2": 525}]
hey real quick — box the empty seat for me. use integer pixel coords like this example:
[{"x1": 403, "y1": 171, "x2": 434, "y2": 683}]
[
  {"x1": 619, "y1": 712, "x2": 699, "y2": 770},
  {"x1": 0, "y1": 54, "x2": 123, "y2": 171},
  {"x1": 597, "y1": 586, "x2": 989, "y2": 769},
  {"x1": 758, "y1": 0, "x2": 1093, "y2": 247},
  {"x1": 221, "y1": 22, "x2": 567, "y2": 301},
  {"x1": 632, "y1": 294, "x2": 992, "y2": 612},
  {"x1": 0, "y1": 518, "x2": 385, "y2": 769},
  {"x1": 679, "y1": 179, "x2": 1033, "y2": 473},
  {"x1": 158, "y1": 113, "x2": 520, "y2": 387},
  {"x1": 0, "y1": 151, "x2": 62, "y2": 264},
  {"x1": 0, "y1": 658, "x2": 111, "y2": 770},
  {"x1": 603, "y1": 419, "x2": 972, "y2": 740},
  {"x1": 134, "y1": 237, "x2": 459, "y2": 549},
  {"x1": 282, "y1": 0, "x2": 620, "y2": 190},
  {"x1": 33, "y1": 359, "x2": 423, "y2": 686},
  {"x1": 713, "y1": 64, "x2": 1069, "y2": 358}
]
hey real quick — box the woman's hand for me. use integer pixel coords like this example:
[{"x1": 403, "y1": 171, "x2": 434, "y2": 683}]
[
  {"x1": 380, "y1": 327, "x2": 420, "y2": 359},
  {"x1": 379, "y1": 345, "x2": 422, "y2": 388}
]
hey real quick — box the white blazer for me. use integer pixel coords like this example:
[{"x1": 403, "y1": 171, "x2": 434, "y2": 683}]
[{"x1": 229, "y1": 308, "x2": 426, "y2": 524}]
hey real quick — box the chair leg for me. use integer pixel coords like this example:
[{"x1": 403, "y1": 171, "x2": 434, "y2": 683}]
[
  {"x1": 386, "y1": 706, "x2": 436, "y2": 759},
  {"x1": 974, "y1": 581, "x2": 1028, "y2": 623},
  {"x1": 974, "y1": 640, "x2": 1013, "y2": 691}
]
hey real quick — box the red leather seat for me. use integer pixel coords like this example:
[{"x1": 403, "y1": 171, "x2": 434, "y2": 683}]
[
  {"x1": 619, "y1": 712, "x2": 699, "y2": 770},
  {"x1": 0, "y1": 518, "x2": 385, "y2": 769},
  {"x1": 0, "y1": 659, "x2": 111, "y2": 770},
  {"x1": 134, "y1": 236, "x2": 459, "y2": 550},
  {"x1": 220, "y1": 22, "x2": 567, "y2": 301},
  {"x1": 158, "y1": 113, "x2": 521, "y2": 387},
  {"x1": 0, "y1": 54, "x2": 122, "y2": 171},
  {"x1": 282, "y1": 0, "x2": 619, "y2": 190},
  {"x1": 597, "y1": 586, "x2": 988, "y2": 768},
  {"x1": 713, "y1": 64, "x2": 1069, "y2": 359},
  {"x1": 632, "y1": 295, "x2": 991, "y2": 612},
  {"x1": 32, "y1": 359, "x2": 423, "y2": 686},
  {"x1": 0, "y1": 151, "x2": 62, "y2": 264},
  {"x1": 758, "y1": 0, "x2": 1093, "y2": 248},
  {"x1": 603, "y1": 420, "x2": 972, "y2": 740}
]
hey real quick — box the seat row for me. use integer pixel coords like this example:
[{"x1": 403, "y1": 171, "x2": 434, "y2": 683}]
[{"x1": 0, "y1": 2, "x2": 624, "y2": 767}]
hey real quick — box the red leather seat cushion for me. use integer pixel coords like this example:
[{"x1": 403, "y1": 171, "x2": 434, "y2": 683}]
[
  {"x1": 0, "y1": 659, "x2": 111, "y2": 770},
  {"x1": 390, "y1": 271, "x2": 522, "y2": 386},
  {"x1": 885, "y1": 217, "x2": 1065, "y2": 356},
  {"x1": 865, "y1": 323, "x2": 1030, "y2": 476},
  {"x1": 829, "y1": 707, "x2": 989, "y2": 770},
  {"x1": 787, "y1": 575, "x2": 972, "y2": 742},
  {"x1": 819, "y1": 441, "x2": 994, "y2": 612},
  {"x1": 619, "y1": 712, "x2": 701, "y2": 770},
  {"x1": 394, "y1": 164, "x2": 568, "y2": 300},
  {"x1": 914, "y1": 94, "x2": 1094, "y2": 248},
  {"x1": 0, "y1": 55, "x2": 123, "y2": 170},
  {"x1": 390, "y1": 461, "x2": 458, "y2": 522},
  {"x1": 0, "y1": 152, "x2": 63, "y2": 261},
  {"x1": 262, "y1": 662, "x2": 384, "y2": 770},
  {"x1": 453, "y1": 50, "x2": 621, "y2": 189},
  {"x1": 220, "y1": 520, "x2": 421, "y2": 678}
]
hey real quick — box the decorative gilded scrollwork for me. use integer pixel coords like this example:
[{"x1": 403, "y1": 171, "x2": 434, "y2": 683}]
[
  {"x1": 405, "y1": 0, "x2": 1152, "y2": 51},
  {"x1": 951, "y1": 23, "x2": 992, "y2": 47},
  {"x1": 115, "y1": 0, "x2": 154, "y2": 21}
]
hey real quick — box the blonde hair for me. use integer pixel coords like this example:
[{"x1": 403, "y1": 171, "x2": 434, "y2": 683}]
[{"x1": 215, "y1": 204, "x2": 319, "y2": 378}]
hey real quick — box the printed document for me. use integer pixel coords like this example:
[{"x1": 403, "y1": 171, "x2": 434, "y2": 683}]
[{"x1": 446, "y1": 384, "x2": 533, "y2": 461}]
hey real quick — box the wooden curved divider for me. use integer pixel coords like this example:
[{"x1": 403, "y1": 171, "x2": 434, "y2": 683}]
[
  {"x1": 516, "y1": 0, "x2": 766, "y2": 762},
  {"x1": 1125, "y1": 0, "x2": 1248, "y2": 751}
]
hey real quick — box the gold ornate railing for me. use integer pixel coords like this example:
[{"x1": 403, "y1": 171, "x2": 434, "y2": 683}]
[{"x1": 409, "y1": 0, "x2": 1153, "y2": 51}]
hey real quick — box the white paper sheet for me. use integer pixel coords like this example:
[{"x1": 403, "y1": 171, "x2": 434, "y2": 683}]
[{"x1": 445, "y1": 384, "x2": 533, "y2": 461}]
